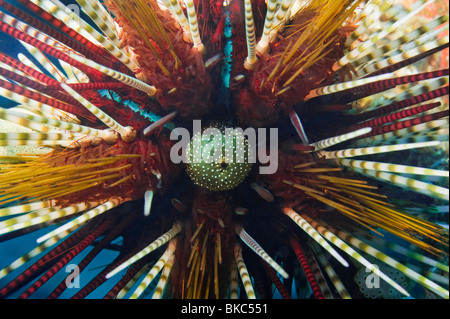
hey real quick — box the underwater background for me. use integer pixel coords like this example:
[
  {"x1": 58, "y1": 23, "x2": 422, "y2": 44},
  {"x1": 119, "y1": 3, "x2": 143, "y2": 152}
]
[{"x1": 0, "y1": 0, "x2": 448, "y2": 299}]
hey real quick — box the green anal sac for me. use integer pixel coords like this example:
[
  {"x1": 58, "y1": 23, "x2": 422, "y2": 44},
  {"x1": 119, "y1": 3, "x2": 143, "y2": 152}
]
[{"x1": 186, "y1": 126, "x2": 253, "y2": 191}]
